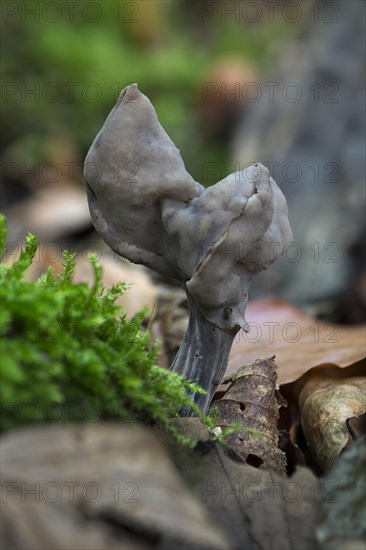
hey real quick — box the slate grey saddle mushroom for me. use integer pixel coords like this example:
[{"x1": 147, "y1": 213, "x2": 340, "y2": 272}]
[{"x1": 84, "y1": 83, "x2": 292, "y2": 415}]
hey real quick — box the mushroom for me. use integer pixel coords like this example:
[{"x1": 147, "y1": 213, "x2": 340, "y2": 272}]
[{"x1": 84, "y1": 84, "x2": 293, "y2": 415}]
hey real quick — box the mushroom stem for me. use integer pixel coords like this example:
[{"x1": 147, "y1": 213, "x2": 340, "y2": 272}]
[{"x1": 170, "y1": 289, "x2": 239, "y2": 416}]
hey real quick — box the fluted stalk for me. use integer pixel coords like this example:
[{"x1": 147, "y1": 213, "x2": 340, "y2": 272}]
[{"x1": 170, "y1": 290, "x2": 239, "y2": 416}]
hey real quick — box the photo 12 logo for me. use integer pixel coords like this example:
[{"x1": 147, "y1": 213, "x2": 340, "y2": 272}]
[
  {"x1": 201, "y1": 2, "x2": 340, "y2": 24},
  {"x1": 200, "y1": 161, "x2": 340, "y2": 185},
  {"x1": 1, "y1": 480, "x2": 139, "y2": 504},
  {"x1": 201, "y1": 81, "x2": 340, "y2": 105},
  {"x1": 1, "y1": 2, "x2": 140, "y2": 24}
]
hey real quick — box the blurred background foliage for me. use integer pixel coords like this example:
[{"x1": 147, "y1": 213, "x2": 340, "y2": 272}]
[
  {"x1": 1, "y1": 0, "x2": 364, "y2": 321},
  {"x1": 1, "y1": 0, "x2": 295, "y2": 190}
]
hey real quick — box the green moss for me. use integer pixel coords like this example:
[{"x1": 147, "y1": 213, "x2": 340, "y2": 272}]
[{"x1": 0, "y1": 215, "x2": 205, "y2": 443}]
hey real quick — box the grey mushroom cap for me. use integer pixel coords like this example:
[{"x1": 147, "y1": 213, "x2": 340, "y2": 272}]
[
  {"x1": 84, "y1": 83, "x2": 203, "y2": 279},
  {"x1": 84, "y1": 84, "x2": 292, "y2": 331}
]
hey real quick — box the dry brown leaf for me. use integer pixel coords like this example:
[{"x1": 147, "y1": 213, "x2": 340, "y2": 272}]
[
  {"x1": 6, "y1": 184, "x2": 91, "y2": 242},
  {"x1": 299, "y1": 377, "x2": 366, "y2": 472},
  {"x1": 213, "y1": 357, "x2": 287, "y2": 475},
  {"x1": 158, "y1": 418, "x2": 320, "y2": 550},
  {"x1": 228, "y1": 298, "x2": 366, "y2": 385},
  {"x1": 279, "y1": 362, "x2": 366, "y2": 473},
  {"x1": 0, "y1": 423, "x2": 230, "y2": 550}
]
